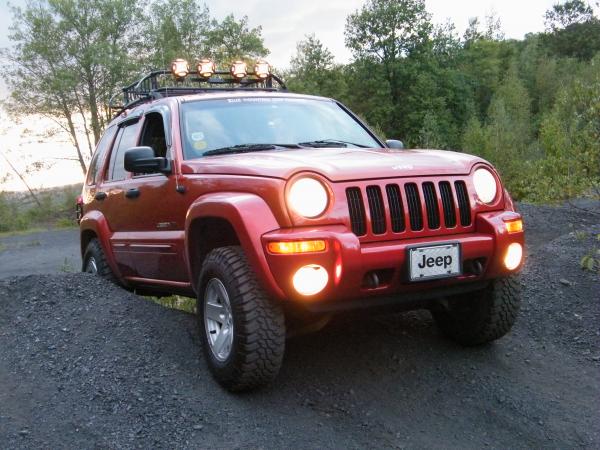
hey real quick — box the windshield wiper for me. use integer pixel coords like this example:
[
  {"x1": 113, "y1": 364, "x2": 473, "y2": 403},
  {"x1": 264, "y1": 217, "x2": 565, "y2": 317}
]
[
  {"x1": 298, "y1": 139, "x2": 370, "y2": 148},
  {"x1": 203, "y1": 143, "x2": 301, "y2": 156}
]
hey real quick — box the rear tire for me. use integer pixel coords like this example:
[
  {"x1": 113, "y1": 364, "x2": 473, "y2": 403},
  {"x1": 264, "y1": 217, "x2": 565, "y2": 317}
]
[
  {"x1": 432, "y1": 276, "x2": 521, "y2": 346},
  {"x1": 197, "y1": 246, "x2": 285, "y2": 392},
  {"x1": 82, "y1": 238, "x2": 117, "y2": 283}
]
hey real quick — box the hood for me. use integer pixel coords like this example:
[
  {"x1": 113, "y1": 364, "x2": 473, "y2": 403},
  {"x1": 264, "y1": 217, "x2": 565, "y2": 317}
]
[{"x1": 180, "y1": 148, "x2": 485, "y2": 182}]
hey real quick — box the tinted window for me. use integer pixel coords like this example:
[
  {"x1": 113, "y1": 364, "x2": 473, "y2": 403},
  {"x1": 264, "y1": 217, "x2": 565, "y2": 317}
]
[
  {"x1": 180, "y1": 97, "x2": 381, "y2": 159},
  {"x1": 86, "y1": 126, "x2": 117, "y2": 185},
  {"x1": 108, "y1": 122, "x2": 140, "y2": 181}
]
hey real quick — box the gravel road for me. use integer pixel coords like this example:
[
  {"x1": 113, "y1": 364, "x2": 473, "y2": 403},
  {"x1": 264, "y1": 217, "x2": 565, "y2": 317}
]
[{"x1": 0, "y1": 201, "x2": 599, "y2": 449}]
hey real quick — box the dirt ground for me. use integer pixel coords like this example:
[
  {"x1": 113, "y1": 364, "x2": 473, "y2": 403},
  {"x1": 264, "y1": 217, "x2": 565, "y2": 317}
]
[{"x1": 0, "y1": 200, "x2": 598, "y2": 449}]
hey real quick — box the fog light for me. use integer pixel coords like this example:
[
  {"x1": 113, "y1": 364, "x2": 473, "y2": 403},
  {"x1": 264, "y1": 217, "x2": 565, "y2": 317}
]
[
  {"x1": 504, "y1": 243, "x2": 523, "y2": 270},
  {"x1": 293, "y1": 265, "x2": 328, "y2": 296}
]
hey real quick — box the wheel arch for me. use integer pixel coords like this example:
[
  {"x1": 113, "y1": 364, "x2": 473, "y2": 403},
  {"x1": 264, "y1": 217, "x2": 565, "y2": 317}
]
[
  {"x1": 185, "y1": 192, "x2": 286, "y2": 300},
  {"x1": 79, "y1": 210, "x2": 122, "y2": 281}
]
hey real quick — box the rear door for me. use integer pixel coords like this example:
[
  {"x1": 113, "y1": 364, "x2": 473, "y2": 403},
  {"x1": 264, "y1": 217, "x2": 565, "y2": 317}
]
[{"x1": 96, "y1": 117, "x2": 142, "y2": 277}]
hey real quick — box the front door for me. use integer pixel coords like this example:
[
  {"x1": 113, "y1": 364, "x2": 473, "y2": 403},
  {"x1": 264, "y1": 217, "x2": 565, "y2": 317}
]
[{"x1": 118, "y1": 111, "x2": 189, "y2": 283}]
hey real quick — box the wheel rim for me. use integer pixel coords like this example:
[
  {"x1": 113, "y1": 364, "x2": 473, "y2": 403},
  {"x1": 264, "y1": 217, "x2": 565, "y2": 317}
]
[
  {"x1": 204, "y1": 278, "x2": 234, "y2": 362},
  {"x1": 85, "y1": 257, "x2": 98, "y2": 274}
]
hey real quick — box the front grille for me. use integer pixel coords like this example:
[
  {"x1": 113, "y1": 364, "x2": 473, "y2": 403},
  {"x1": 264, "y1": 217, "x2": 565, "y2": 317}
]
[
  {"x1": 404, "y1": 183, "x2": 423, "y2": 231},
  {"x1": 386, "y1": 184, "x2": 405, "y2": 232},
  {"x1": 454, "y1": 181, "x2": 472, "y2": 226},
  {"x1": 366, "y1": 186, "x2": 386, "y2": 234},
  {"x1": 346, "y1": 179, "x2": 472, "y2": 237},
  {"x1": 439, "y1": 181, "x2": 457, "y2": 227},
  {"x1": 346, "y1": 187, "x2": 366, "y2": 236}
]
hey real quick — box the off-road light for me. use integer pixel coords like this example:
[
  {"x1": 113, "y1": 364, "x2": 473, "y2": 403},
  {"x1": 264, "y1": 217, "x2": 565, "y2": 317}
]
[
  {"x1": 230, "y1": 60, "x2": 247, "y2": 79},
  {"x1": 293, "y1": 264, "x2": 329, "y2": 296},
  {"x1": 287, "y1": 177, "x2": 329, "y2": 218},
  {"x1": 473, "y1": 168, "x2": 497, "y2": 204},
  {"x1": 171, "y1": 58, "x2": 189, "y2": 79},
  {"x1": 267, "y1": 240, "x2": 326, "y2": 254},
  {"x1": 504, "y1": 219, "x2": 523, "y2": 234},
  {"x1": 197, "y1": 59, "x2": 215, "y2": 78},
  {"x1": 254, "y1": 60, "x2": 271, "y2": 79},
  {"x1": 504, "y1": 243, "x2": 523, "y2": 270}
]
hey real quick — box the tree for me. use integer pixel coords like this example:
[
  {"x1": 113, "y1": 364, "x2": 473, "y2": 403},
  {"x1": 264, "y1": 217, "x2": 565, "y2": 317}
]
[
  {"x1": 143, "y1": 0, "x2": 211, "y2": 67},
  {"x1": 345, "y1": 0, "x2": 431, "y2": 104},
  {"x1": 542, "y1": 0, "x2": 600, "y2": 59},
  {"x1": 544, "y1": 0, "x2": 595, "y2": 31},
  {"x1": 3, "y1": 0, "x2": 141, "y2": 175},
  {"x1": 206, "y1": 14, "x2": 268, "y2": 62},
  {"x1": 286, "y1": 34, "x2": 345, "y2": 98}
]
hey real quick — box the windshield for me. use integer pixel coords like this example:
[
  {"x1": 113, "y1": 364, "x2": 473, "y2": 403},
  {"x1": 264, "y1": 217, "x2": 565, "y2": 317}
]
[{"x1": 180, "y1": 97, "x2": 381, "y2": 159}]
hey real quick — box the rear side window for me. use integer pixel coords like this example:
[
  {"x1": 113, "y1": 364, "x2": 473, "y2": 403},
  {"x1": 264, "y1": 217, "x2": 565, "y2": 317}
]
[
  {"x1": 107, "y1": 121, "x2": 140, "y2": 181},
  {"x1": 86, "y1": 126, "x2": 117, "y2": 185}
]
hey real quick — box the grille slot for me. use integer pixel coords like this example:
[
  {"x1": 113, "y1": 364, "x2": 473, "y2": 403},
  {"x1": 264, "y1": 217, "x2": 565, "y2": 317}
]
[
  {"x1": 422, "y1": 182, "x2": 440, "y2": 229},
  {"x1": 454, "y1": 181, "x2": 472, "y2": 226},
  {"x1": 404, "y1": 183, "x2": 423, "y2": 231},
  {"x1": 439, "y1": 181, "x2": 457, "y2": 227},
  {"x1": 366, "y1": 186, "x2": 386, "y2": 234},
  {"x1": 346, "y1": 187, "x2": 367, "y2": 236},
  {"x1": 385, "y1": 184, "x2": 405, "y2": 232}
]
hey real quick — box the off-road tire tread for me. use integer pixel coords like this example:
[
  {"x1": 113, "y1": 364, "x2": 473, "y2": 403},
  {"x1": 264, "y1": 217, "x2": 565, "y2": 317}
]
[
  {"x1": 82, "y1": 238, "x2": 117, "y2": 283},
  {"x1": 433, "y1": 276, "x2": 521, "y2": 346},
  {"x1": 198, "y1": 246, "x2": 285, "y2": 391}
]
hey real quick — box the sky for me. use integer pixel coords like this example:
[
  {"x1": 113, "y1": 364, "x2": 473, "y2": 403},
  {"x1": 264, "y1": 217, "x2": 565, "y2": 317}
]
[{"x1": 0, "y1": 0, "x2": 594, "y2": 191}]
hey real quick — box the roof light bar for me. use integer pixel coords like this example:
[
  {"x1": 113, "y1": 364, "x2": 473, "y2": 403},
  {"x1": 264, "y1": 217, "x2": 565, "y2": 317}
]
[
  {"x1": 197, "y1": 58, "x2": 216, "y2": 79},
  {"x1": 230, "y1": 60, "x2": 247, "y2": 80},
  {"x1": 171, "y1": 58, "x2": 189, "y2": 79},
  {"x1": 254, "y1": 60, "x2": 271, "y2": 79}
]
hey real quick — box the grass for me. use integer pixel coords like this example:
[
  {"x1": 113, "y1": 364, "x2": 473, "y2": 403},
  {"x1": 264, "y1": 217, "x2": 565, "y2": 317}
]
[
  {"x1": 146, "y1": 295, "x2": 196, "y2": 314},
  {"x1": 0, "y1": 227, "x2": 47, "y2": 238},
  {"x1": 59, "y1": 257, "x2": 76, "y2": 273}
]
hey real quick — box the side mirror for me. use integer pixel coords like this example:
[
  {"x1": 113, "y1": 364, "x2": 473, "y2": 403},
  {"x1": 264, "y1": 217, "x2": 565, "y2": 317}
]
[
  {"x1": 124, "y1": 146, "x2": 171, "y2": 175},
  {"x1": 385, "y1": 139, "x2": 404, "y2": 150}
]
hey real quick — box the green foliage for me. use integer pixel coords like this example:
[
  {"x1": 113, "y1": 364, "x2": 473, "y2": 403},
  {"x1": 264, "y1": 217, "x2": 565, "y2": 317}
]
[{"x1": 0, "y1": 193, "x2": 30, "y2": 232}]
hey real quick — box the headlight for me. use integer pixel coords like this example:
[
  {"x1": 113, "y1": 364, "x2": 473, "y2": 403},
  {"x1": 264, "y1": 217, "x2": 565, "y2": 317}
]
[
  {"x1": 288, "y1": 177, "x2": 329, "y2": 218},
  {"x1": 473, "y1": 168, "x2": 497, "y2": 204}
]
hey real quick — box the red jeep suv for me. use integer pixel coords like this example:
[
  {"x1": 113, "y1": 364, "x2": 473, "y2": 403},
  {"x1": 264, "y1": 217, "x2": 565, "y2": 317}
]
[{"x1": 79, "y1": 60, "x2": 524, "y2": 391}]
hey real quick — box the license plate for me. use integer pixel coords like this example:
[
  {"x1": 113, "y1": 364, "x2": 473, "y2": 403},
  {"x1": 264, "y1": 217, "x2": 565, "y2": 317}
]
[{"x1": 408, "y1": 243, "x2": 461, "y2": 281}]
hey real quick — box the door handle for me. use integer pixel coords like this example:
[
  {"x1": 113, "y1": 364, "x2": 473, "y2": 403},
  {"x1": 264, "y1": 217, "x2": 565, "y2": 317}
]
[
  {"x1": 94, "y1": 191, "x2": 107, "y2": 201},
  {"x1": 125, "y1": 188, "x2": 140, "y2": 199}
]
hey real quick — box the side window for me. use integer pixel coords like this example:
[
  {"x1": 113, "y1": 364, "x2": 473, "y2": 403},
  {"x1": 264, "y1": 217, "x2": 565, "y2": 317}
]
[
  {"x1": 86, "y1": 125, "x2": 117, "y2": 185},
  {"x1": 107, "y1": 121, "x2": 140, "y2": 182},
  {"x1": 140, "y1": 112, "x2": 168, "y2": 158}
]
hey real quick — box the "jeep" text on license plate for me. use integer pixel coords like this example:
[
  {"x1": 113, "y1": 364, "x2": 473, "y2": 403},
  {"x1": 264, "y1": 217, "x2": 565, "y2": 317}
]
[{"x1": 408, "y1": 243, "x2": 461, "y2": 281}]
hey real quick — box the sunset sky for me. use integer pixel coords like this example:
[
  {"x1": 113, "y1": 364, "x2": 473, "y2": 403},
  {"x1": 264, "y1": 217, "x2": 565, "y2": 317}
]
[{"x1": 0, "y1": 0, "x2": 589, "y2": 191}]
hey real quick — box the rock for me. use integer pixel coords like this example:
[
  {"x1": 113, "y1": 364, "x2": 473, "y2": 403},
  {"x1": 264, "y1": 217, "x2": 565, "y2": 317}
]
[{"x1": 559, "y1": 278, "x2": 571, "y2": 286}]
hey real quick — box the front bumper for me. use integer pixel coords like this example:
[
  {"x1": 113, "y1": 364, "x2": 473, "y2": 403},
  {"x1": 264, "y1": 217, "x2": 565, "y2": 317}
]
[{"x1": 261, "y1": 210, "x2": 524, "y2": 308}]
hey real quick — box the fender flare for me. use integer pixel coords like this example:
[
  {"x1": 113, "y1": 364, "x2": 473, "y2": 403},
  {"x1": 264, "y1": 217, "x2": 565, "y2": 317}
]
[{"x1": 185, "y1": 192, "x2": 286, "y2": 300}]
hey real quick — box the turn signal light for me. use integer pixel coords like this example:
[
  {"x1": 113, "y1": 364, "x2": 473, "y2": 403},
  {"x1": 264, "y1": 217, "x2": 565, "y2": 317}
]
[
  {"x1": 267, "y1": 240, "x2": 326, "y2": 254},
  {"x1": 230, "y1": 60, "x2": 247, "y2": 79},
  {"x1": 197, "y1": 58, "x2": 215, "y2": 78},
  {"x1": 505, "y1": 219, "x2": 523, "y2": 233},
  {"x1": 171, "y1": 58, "x2": 189, "y2": 79}
]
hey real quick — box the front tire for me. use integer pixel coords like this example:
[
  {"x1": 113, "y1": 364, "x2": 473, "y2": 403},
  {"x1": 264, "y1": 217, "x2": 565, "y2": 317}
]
[
  {"x1": 197, "y1": 246, "x2": 285, "y2": 392},
  {"x1": 432, "y1": 276, "x2": 521, "y2": 346}
]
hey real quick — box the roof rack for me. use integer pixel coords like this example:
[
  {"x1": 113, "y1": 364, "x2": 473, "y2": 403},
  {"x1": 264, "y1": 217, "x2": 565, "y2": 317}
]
[{"x1": 109, "y1": 69, "x2": 287, "y2": 116}]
